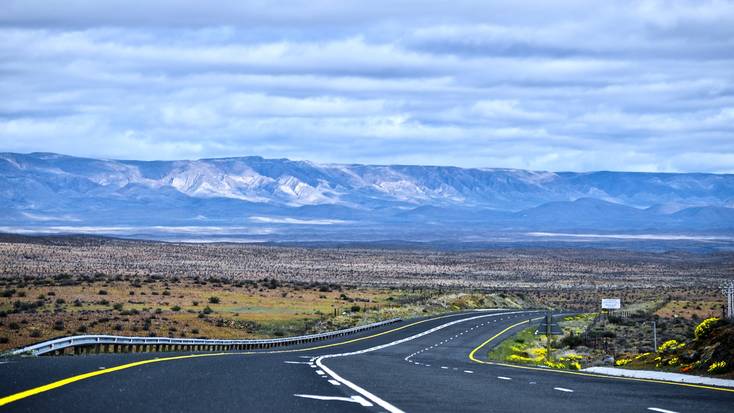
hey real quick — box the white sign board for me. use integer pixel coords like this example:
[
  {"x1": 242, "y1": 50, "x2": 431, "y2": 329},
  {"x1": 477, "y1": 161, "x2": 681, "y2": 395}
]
[{"x1": 601, "y1": 298, "x2": 621, "y2": 310}]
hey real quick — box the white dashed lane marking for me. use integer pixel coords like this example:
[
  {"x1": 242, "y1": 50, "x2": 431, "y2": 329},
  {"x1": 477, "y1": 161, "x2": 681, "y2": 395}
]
[
  {"x1": 553, "y1": 387, "x2": 574, "y2": 393},
  {"x1": 497, "y1": 376, "x2": 512, "y2": 381},
  {"x1": 647, "y1": 408, "x2": 679, "y2": 413},
  {"x1": 294, "y1": 394, "x2": 373, "y2": 407}
]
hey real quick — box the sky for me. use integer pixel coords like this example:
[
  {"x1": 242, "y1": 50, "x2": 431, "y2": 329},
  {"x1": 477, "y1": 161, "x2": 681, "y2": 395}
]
[{"x1": 1, "y1": 0, "x2": 733, "y2": 173}]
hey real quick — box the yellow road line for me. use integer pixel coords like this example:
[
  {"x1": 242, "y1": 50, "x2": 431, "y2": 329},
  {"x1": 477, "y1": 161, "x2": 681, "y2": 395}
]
[
  {"x1": 468, "y1": 319, "x2": 734, "y2": 394},
  {"x1": 0, "y1": 313, "x2": 460, "y2": 407},
  {"x1": 0, "y1": 352, "x2": 233, "y2": 407}
]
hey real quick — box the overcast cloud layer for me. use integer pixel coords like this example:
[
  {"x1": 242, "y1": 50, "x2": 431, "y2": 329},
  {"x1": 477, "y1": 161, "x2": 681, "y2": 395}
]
[{"x1": 1, "y1": 0, "x2": 733, "y2": 172}]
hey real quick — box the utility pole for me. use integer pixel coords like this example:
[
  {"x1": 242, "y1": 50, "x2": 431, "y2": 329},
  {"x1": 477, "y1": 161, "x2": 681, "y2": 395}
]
[
  {"x1": 723, "y1": 281, "x2": 734, "y2": 319},
  {"x1": 652, "y1": 320, "x2": 657, "y2": 352},
  {"x1": 546, "y1": 312, "x2": 552, "y2": 361}
]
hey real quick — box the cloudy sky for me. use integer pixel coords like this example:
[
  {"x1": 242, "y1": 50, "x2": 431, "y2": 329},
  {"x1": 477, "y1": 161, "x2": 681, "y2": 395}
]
[{"x1": 1, "y1": 1, "x2": 733, "y2": 172}]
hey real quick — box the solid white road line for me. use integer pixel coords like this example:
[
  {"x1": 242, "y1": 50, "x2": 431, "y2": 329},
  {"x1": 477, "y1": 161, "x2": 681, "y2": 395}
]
[
  {"x1": 315, "y1": 358, "x2": 404, "y2": 413},
  {"x1": 553, "y1": 387, "x2": 574, "y2": 393},
  {"x1": 647, "y1": 408, "x2": 679, "y2": 413},
  {"x1": 315, "y1": 310, "x2": 538, "y2": 413},
  {"x1": 293, "y1": 394, "x2": 373, "y2": 407}
]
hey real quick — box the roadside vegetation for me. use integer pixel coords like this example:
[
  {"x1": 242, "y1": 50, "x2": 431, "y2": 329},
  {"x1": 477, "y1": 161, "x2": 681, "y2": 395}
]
[
  {"x1": 0, "y1": 272, "x2": 529, "y2": 351},
  {"x1": 488, "y1": 301, "x2": 733, "y2": 379},
  {"x1": 487, "y1": 314, "x2": 596, "y2": 370},
  {"x1": 614, "y1": 318, "x2": 733, "y2": 378}
]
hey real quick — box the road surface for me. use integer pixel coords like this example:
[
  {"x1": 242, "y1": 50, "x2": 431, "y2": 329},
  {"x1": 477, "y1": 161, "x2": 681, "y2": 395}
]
[{"x1": 1, "y1": 309, "x2": 732, "y2": 412}]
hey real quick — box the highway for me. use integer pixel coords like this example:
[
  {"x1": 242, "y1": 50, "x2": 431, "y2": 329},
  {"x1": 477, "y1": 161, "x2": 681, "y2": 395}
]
[{"x1": 1, "y1": 309, "x2": 732, "y2": 412}]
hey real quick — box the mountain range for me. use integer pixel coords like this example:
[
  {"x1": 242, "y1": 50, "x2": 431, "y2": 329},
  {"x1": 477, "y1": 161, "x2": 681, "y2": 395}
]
[{"x1": 1, "y1": 152, "x2": 733, "y2": 242}]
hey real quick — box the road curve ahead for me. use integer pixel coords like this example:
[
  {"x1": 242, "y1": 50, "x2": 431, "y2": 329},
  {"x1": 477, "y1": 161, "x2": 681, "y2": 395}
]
[{"x1": 1, "y1": 310, "x2": 732, "y2": 412}]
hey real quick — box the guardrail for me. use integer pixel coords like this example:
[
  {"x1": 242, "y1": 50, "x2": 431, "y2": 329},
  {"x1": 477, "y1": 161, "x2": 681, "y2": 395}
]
[{"x1": 10, "y1": 318, "x2": 402, "y2": 356}]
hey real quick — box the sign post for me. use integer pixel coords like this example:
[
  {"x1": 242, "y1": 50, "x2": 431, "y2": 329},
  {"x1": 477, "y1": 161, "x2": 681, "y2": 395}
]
[{"x1": 536, "y1": 312, "x2": 563, "y2": 361}]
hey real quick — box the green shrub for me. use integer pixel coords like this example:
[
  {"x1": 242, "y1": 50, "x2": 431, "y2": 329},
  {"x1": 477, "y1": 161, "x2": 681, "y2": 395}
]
[
  {"x1": 53, "y1": 320, "x2": 65, "y2": 331},
  {"x1": 208, "y1": 296, "x2": 220, "y2": 304},
  {"x1": 560, "y1": 332, "x2": 584, "y2": 348}
]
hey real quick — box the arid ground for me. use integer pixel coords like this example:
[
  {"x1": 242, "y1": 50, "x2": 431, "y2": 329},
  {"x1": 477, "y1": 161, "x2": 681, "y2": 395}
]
[{"x1": 1, "y1": 235, "x2": 731, "y2": 352}]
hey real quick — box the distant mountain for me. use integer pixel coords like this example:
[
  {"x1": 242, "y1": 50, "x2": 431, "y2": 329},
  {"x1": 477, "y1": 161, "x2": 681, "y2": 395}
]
[{"x1": 1, "y1": 152, "x2": 733, "y2": 241}]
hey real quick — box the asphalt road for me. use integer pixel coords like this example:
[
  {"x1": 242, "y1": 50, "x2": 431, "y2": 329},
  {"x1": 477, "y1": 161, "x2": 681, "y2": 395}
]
[{"x1": 1, "y1": 309, "x2": 732, "y2": 412}]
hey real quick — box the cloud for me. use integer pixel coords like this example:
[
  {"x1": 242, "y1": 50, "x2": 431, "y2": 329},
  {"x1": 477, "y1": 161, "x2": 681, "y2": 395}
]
[{"x1": 0, "y1": 1, "x2": 732, "y2": 172}]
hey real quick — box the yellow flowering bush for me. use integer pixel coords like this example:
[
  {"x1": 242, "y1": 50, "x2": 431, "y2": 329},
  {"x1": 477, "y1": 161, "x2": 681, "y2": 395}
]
[
  {"x1": 708, "y1": 361, "x2": 728, "y2": 374},
  {"x1": 530, "y1": 348, "x2": 547, "y2": 358},
  {"x1": 658, "y1": 339, "x2": 685, "y2": 354},
  {"x1": 544, "y1": 360, "x2": 566, "y2": 369},
  {"x1": 694, "y1": 318, "x2": 721, "y2": 340},
  {"x1": 507, "y1": 354, "x2": 535, "y2": 363}
]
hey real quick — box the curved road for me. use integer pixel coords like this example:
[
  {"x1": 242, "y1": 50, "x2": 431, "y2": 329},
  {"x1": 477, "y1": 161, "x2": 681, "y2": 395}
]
[{"x1": 1, "y1": 310, "x2": 732, "y2": 412}]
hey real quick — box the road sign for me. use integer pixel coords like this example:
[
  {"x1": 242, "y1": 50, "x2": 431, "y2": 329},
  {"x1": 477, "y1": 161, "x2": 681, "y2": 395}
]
[
  {"x1": 535, "y1": 313, "x2": 563, "y2": 336},
  {"x1": 601, "y1": 298, "x2": 621, "y2": 310}
]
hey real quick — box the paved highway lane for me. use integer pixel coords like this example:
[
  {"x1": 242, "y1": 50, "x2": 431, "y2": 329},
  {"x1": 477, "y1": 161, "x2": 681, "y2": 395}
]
[
  {"x1": 0, "y1": 310, "x2": 512, "y2": 412},
  {"x1": 322, "y1": 311, "x2": 734, "y2": 413},
  {"x1": 2, "y1": 309, "x2": 733, "y2": 412}
]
